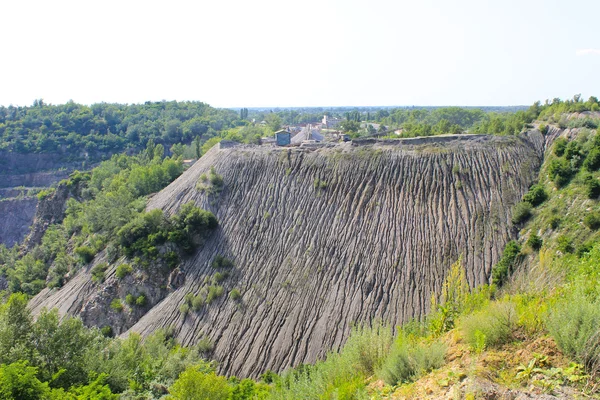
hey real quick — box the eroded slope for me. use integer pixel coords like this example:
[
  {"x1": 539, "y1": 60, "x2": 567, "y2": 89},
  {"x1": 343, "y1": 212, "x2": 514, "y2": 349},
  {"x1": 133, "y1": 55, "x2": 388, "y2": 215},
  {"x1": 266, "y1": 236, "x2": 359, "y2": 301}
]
[{"x1": 31, "y1": 133, "x2": 544, "y2": 377}]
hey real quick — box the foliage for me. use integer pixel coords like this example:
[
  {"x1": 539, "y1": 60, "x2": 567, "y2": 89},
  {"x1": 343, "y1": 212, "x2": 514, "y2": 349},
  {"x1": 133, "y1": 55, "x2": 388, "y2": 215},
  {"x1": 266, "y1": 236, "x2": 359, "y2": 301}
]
[
  {"x1": 0, "y1": 100, "x2": 238, "y2": 157},
  {"x1": 75, "y1": 246, "x2": 96, "y2": 264},
  {"x1": 547, "y1": 158, "x2": 573, "y2": 188},
  {"x1": 461, "y1": 301, "x2": 517, "y2": 349},
  {"x1": 229, "y1": 289, "x2": 241, "y2": 301},
  {"x1": 512, "y1": 201, "x2": 532, "y2": 224},
  {"x1": 168, "y1": 367, "x2": 231, "y2": 400},
  {"x1": 584, "y1": 212, "x2": 600, "y2": 230},
  {"x1": 91, "y1": 263, "x2": 108, "y2": 283},
  {"x1": 492, "y1": 241, "x2": 521, "y2": 286},
  {"x1": 211, "y1": 255, "x2": 234, "y2": 269},
  {"x1": 0, "y1": 361, "x2": 50, "y2": 400},
  {"x1": 429, "y1": 257, "x2": 470, "y2": 335},
  {"x1": 522, "y1": 184, "x2": 547, "y2": 207},
  {"x1": 547, "y1": 290, "x2": 600, "y2": 373},
  {"x1": 115, "y1": 263, "x2": 132, "y2": 279},
  {"x1": 526, "y1": 234, "x2": 542, "y2": 251},
  {"x1": 110, "y1": 299, "x2": 123, "y2": 312},
  {"x1": 378, "y1": 334, "x2": 446, "y2": 385},
  {"x1": 584, "y1": 176, "x2": 600, "y2": 199}
]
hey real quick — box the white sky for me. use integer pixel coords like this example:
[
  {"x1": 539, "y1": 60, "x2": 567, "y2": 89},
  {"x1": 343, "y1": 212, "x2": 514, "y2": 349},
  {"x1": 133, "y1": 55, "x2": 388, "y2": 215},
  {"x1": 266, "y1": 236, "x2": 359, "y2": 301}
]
[{"x1": 1, "y1": 0, "x2": 599, "y2": 107}]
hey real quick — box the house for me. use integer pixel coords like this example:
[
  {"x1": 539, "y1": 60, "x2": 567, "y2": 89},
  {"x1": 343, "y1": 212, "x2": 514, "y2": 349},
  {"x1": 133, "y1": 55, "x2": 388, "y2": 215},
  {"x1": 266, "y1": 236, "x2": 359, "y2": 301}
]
[{"x1": 275, "y1": 130, "x2": 291, "y2": 146}]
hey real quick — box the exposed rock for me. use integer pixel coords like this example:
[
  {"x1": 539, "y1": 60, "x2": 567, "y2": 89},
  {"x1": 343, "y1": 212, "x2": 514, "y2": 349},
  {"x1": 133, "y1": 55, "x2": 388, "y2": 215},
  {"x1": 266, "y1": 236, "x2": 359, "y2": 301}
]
[
  {"x1": 0, "y1": 198, "x2": 38, "y2": 247},
  {"x1": 31, "y1": 133, "x2": 545, "y2": 377},
  {"x1": 22, "y1": 184, "x2": 71, "y2": 251}
]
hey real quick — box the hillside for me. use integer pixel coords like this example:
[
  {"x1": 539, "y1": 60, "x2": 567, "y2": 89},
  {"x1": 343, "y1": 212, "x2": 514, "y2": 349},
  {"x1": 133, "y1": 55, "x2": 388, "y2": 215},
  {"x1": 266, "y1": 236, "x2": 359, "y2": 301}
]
[{"x1": 30, "y1": 132, "x2": 544, "y2": 377}]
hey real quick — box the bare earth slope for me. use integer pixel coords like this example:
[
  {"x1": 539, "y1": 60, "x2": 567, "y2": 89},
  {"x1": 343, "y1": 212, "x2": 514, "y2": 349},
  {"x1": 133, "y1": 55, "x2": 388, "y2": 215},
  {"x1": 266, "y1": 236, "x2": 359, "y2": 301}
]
[{"x1": 31, "y1": 133, "x2": 544, "y2": 377}]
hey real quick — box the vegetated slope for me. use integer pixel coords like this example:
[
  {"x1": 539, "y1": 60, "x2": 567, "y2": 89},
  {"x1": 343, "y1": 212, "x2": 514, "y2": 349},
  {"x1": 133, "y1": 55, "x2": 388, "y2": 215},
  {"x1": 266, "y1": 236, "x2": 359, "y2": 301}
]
[{"x1": 31, "y1": 133, "x2": 544, "y2": 377}]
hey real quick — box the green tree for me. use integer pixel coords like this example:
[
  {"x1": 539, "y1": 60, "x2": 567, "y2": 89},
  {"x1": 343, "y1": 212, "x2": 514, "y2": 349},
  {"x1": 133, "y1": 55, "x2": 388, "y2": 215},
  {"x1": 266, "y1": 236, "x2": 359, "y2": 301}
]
[
  {"x1": 168, "y1": 367, "x2": 231, "y2": 400},
  {"x1": 265, "y1": 113, "x2": 282, "y2": 132},
  {"x1": 0, "y1": 361, "x2": 49, "y2": 400}
]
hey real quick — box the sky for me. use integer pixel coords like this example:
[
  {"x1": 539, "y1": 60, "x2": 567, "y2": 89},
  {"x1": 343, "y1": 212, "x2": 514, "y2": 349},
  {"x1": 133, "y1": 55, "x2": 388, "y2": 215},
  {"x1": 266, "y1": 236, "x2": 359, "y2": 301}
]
[{"x1": 1, "y1": 0, "x2": 599, "y2": 108}]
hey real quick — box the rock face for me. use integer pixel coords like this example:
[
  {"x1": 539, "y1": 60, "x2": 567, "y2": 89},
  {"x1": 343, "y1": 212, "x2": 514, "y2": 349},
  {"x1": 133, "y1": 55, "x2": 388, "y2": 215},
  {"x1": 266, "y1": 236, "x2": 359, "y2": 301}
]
[
  {"x1": 31, "y1": 133, "x2": 545, "y2": 377},
  {"x1": 0, "y1": 198, "x2": 38, "y2": 247}
]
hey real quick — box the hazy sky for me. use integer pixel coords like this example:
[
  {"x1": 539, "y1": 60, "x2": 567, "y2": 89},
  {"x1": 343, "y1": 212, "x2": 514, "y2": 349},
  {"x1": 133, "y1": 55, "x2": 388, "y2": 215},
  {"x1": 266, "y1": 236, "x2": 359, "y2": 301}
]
[{"x1": 1, "y1": 0, "x2": 599, "y2": 107}]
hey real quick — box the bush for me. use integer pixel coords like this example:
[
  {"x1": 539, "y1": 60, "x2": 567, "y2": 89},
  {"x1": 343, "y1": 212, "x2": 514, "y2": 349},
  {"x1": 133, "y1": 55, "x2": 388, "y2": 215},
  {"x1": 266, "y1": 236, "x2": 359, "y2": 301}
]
[
  {"x1": 557, "y1": 235, "x2": 574, "y2": 254},
  {"x1": 522, "y1": 184, "x2": 547, "y2": 207},
  {"x1": 91, "y1": 263, "x2": 108, "y2": 283},
  {"x1": 211, "y1": 255, "x2": 233, "y2": 269},
  {"x1": 548, "y1": 216, "x2": 561, "y2": 230},
  {"x1": 585, "y1": 177, "x2": 600, "y2": 199},
  {"x1": 461, "y1": 301, "x2": 517, "y2": 350},
  {"x1": 125, "y1": 294, "x2": 135, "y2": 306},
  {"x1": 75, "y1": 246, "x2": 95, "y2": 264},
  {"x1": 192, "y1": 295, "x2": 204, "y2": 311},
  {"x1": 546, "y1": 291, "x2": 600, "y2": 372},
  {"x1": 584, "y1": 148, "x2": 600, "y2": 171},
  {"x1": 100, "y1": 325, "x2": 114, "y2": 338},
  {"x1": 135, "y1": 295, "x2": 147, "y2": 307},
  {"x1": 378, "y1": 334, "x2": 446, "y2": 385},
  {"x1": 179, "y1": 303, "x2": 190, "y2": 315},
  {"x1": 526, "y1": 234, "x2": 542, "y2": 251},
  {"x1": 206, "y1": 286, "x2": 224, "y2": 304},
  {"x1": 169, "y1": 367, "x2": 231, "y2": 400},
  {"x1": 584, "y1": 212, "x2": 600, "y2": 230},
  {"x1": 229, "y1": 289, "x2": 241, "y2": 301},
  {"x1": 110, "y1": 299, "x2": 123, "y2": 312},
  {"x1": 115, "y1": 263, "x2": 132, "y2": 279},
  {"x1": 547, "y1": 158, "x2": 573, "y2": 188},
  {"x1": 492, "y1": 241, "x2": 521, "y2": 286},
  {"x1": 554, "y1": 138, "x2": 568, "y2": 157},
  {"x1": 512, "y1": 202, "x2": 532, "y2": 224}
]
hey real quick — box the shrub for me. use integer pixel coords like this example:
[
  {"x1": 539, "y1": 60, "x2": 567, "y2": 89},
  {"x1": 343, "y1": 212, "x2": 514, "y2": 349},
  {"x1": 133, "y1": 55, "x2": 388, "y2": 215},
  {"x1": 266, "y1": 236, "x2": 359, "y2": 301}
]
[
  {"x1": 125, "y1": 294, "x2": 135, "y2": 306},
  {"x1": 211, "y1": 255, "x2": 233, "y2": 269},
  {"x1": 179, "y1": 303, "x2": 190, "y2": 315},
  {"x1": 554, "y1": 137, "x2": 568, "y2": 157},
  {"x1": 585, "y1": 178, "x2": 600, "y2": 199},
  {"x1": 75, "y1": 246, "x2": 95, "y2": 264},
  {"x1": 584, "y1": 212, "x2": 600, "y2": 230},
  {"x1": 169, "y1": 367, "x2": 231, "y2": 400},
  {"x1": 548, "y1": 216, "x2": 561, "y2": 230},
  {"x1": 512, "y1": 202, "x2": 532, "y2": 224},
  {"x1": 557, "y1": 235, "x2": 574, "y2": 254},
  {"x1": 229, "y1": 289, "x2": 241, "y2": 301},
  {"x1": 526, "y1": 234, "x2": 542, "y2": 251},
  {"x1": 546, "y1": 291, "x2": 600, "y2": 373},
  {"x1": 110, "y1": 299, "x2": 123, "y2": 312},
  {"x1": 522, "y1": 184, "x2": 547, "y2": 206},
  {"x1": 192, "y1": 295, "x2": 204, "y2": 311},
  {"x1": 36, "y1": 188, "x2": 56, "y2": 201},
  {"x1": 213, "y1": 272, "x2": 229, "y2": 283},
  {"x1": 115, "y1": 263, "x2": 132, "y2": 279},
  {"x1": 100, "y1": 326, "x2": 113, "y2": 338},
  {"x1": 492, "y1": 240, "x2": 521, "y2": 286},
  {"x1": 538, "y1": 124, "x2": 548, "y2": 135},
  {"x1": 378, "y1": 334, "x2": 446, "y2": 385},
  {"x1": 135, "y1": 295, "x2": 147, "y2": 307},
  {"x1": 547, "y1": 158, "x2": 573, "y2": 188},
  {"x1": 209, "y1": 166, "x2": 224, "y2": 188},
  {"x1": 91, "y1": 263, "x2": 108, "y2": 283},
  {"x1": 461, "y1": 301, "x2": 517, "y2": 349},
  {"x1": 584, "y1": 148, "x2": 600, "y2": 171},
  {"x1": 564, "y1": 140, "x2": 582, "y2": 161},
  {"x1": 206, "y1": 286, "x2": 224, "y2": 304}
]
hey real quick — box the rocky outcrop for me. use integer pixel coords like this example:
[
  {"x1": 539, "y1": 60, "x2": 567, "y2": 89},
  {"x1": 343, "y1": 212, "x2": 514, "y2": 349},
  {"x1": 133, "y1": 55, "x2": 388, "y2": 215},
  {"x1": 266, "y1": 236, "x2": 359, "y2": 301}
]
[
  {"x1": 31, "y1": 133, "x2": 545, "y2": 378},
  {"x1": 22, "y1": 185, "x2": 71, "y2": 251},
  {"x1": 0, "y1": 198, "x2": 38, "y2": 247}
]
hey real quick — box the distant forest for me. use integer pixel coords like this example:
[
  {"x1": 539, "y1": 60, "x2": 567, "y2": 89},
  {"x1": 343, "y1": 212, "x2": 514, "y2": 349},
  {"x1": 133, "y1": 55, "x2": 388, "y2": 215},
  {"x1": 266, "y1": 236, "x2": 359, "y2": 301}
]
[{"x1": 1, "y1": 96, "x2": 598, "y2": 159}]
